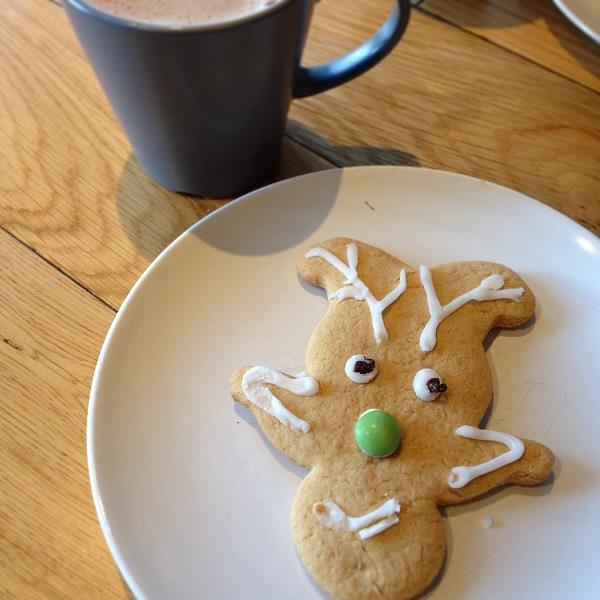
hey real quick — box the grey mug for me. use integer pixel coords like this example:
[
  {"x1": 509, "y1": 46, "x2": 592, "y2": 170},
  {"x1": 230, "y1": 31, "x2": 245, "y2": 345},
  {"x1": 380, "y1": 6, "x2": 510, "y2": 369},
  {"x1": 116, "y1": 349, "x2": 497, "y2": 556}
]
[{"x1": 64, "y1": 0, "x2": 411, "y2": 196}]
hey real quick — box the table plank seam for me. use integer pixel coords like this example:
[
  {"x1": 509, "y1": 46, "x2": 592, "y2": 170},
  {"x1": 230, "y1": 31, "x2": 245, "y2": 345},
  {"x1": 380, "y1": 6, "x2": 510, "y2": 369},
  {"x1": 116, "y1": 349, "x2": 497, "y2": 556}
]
[
  {"x1": 0, "y1": 224, "x2": 118, "y2": 314},
  {"x1": 283, "y1": 131, "x2": 339, "y2": 167},
  {"x1": 416, "y1": 4, "x2": 600, "y2": 96}
]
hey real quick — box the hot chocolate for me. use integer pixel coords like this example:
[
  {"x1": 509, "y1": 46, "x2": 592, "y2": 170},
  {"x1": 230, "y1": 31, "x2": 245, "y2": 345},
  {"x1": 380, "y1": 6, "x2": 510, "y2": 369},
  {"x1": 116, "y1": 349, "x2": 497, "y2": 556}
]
[{"x1": 85, "y1": 0, "x2": 280, "y2": 27}]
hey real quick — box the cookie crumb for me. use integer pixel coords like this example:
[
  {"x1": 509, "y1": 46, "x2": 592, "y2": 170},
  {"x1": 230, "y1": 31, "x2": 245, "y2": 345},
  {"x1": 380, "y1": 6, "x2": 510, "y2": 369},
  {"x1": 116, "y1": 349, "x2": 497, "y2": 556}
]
[{"x1": 482, "y1": 516, "x2": 494, "y2": 529}]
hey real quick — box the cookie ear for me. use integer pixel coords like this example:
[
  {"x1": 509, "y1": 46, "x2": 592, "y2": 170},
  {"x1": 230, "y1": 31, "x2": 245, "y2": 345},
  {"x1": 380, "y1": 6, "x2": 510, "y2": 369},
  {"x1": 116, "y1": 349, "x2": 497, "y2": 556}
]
[
  {"x1": 297, "y1": 238, "x2": 410, "y2": 300},
  {"x1": 420, "y1": 261, "x2": 535, "y2": 352}
]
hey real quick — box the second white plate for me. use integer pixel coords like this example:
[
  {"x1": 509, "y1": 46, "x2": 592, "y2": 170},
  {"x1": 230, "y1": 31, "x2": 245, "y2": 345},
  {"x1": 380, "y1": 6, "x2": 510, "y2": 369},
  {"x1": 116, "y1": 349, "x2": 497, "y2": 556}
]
[{"x1": 554, "y1": 0, "x2": 600, "y2": 44}]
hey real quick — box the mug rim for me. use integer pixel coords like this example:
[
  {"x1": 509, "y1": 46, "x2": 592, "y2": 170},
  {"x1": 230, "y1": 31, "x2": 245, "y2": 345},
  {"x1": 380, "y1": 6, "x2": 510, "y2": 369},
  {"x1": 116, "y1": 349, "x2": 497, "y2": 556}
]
[{"x1": 64, "y1": 0, "x2": 296, "y2": 33}]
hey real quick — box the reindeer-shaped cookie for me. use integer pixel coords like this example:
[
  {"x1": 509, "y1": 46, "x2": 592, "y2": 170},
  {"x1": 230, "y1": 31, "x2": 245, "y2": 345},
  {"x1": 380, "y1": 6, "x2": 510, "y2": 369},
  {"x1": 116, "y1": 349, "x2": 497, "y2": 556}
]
[{"x1": 231, "y1": 238, "x2": 553, "y2": 600}]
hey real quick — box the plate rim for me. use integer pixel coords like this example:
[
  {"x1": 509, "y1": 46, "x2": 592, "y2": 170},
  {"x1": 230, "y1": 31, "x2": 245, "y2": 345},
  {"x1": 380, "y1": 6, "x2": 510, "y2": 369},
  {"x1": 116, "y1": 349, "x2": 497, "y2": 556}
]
[{"x1": 86, "y1": 165, "x2": 599, "y2": 599}]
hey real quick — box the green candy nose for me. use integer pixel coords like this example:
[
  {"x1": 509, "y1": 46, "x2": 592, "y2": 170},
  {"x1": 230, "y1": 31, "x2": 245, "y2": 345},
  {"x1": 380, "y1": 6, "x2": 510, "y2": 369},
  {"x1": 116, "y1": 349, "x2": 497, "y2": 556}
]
[{"x1": 354, "y1": 409, "x2": 401, "y2": 458}]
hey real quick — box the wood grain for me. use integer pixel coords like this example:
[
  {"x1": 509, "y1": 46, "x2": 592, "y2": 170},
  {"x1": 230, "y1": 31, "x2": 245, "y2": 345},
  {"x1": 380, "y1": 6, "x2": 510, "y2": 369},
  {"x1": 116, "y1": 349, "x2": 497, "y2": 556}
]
[
  {"x1": 0, "y1": 0, "x2": 332, "y2": 310},
  {"x1": 290, "y1": 3, "x2": 600, "y2": 232},
  {"x1": 0, "y1": 228, "x2": 126, "y2": 598},
  {"x1": 420, "y1": 0, "x2": 600, "y2": 92}
]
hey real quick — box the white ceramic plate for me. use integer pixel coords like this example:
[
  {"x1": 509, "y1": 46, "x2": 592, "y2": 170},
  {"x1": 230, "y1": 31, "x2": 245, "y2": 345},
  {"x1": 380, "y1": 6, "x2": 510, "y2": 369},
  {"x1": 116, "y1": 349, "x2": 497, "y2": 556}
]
[
  {"x1": 554, "y1": 0, "x2": 600, "y2": 44},
  {"x1": 89, "y1": 167, "x2": 600, "y2": 599}
]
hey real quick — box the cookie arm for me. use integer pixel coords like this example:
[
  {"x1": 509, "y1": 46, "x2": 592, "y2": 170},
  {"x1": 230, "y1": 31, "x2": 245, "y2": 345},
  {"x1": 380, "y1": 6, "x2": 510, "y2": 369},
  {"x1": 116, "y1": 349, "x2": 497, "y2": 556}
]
[
  {"x1": 437, "y1": 437, "x2": 554, "y2": 506},
  {"x1": 230, "y1": 366, "x2": 320, "y2": 468}
]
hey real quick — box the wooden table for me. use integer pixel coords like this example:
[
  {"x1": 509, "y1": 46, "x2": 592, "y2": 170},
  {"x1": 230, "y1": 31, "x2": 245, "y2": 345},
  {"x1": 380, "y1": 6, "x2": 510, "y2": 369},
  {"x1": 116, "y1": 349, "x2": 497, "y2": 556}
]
[{"x1": 1, "y1": 0, "x2": 598, "y2": 596}]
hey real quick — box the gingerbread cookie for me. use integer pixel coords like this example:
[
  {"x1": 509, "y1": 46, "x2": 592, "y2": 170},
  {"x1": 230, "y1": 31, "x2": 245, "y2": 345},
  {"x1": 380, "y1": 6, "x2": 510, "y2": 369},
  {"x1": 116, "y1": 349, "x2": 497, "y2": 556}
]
[{"x1": 230, "y1": 238, "x2": 554, "y2": 600}]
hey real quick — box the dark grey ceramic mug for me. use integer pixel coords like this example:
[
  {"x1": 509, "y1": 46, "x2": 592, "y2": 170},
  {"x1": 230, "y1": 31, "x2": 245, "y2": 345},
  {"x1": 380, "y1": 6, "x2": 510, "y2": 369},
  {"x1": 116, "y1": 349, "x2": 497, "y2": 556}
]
[{"x1": 64, "y1": 0, "x2": 411, "y2": 197}]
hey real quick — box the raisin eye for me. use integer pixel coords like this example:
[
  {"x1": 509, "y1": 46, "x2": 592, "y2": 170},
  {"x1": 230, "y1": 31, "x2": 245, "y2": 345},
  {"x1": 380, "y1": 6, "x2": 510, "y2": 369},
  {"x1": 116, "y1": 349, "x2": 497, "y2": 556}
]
[
  {"x1": 345, "y1": 355, "x2": 378, "y2": 384},
  {"x1": 413, "y1": 368, "x2": 447, "y2": 401}
]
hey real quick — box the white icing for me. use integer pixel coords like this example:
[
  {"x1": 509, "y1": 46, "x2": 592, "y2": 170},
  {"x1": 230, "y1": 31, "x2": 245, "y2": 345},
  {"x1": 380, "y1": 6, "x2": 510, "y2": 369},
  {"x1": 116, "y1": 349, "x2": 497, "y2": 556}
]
[
  {"x1": 344, "y1": 355, "x2": 378, "y2": 384},
  {"x1": 241, "y1": 366, "x2": 319, "y2": 433},
  {"x1": 412, "y1": 368, "x2": 444, "y2": 401},
  {"x1": 358, "y1": 514, "x2": 400, "y2": 540},
  {"x1": 482, "y1": 515, "x2": 494, "y2": 529},
  {"x1": 419, "y1": 266, "x2": 524, "y2": 352},
  {"x1": 448, "y1": 425, "x2": 525, "y2": 489},
  {"x1": 306, "y1": 244, "x2": 406, "y2": 344},
  {"x1": 313, "y1": 498, "x2": 400, "y2": 540}
]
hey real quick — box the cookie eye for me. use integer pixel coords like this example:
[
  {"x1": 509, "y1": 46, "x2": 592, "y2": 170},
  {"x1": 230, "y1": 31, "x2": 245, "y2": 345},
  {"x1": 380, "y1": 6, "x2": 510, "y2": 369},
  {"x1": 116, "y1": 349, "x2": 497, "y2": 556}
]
[
  {"x1": 345, "y1": 355, "x2": 378, "y2": 384},
  {"x1": 413, "y1": 368, "x2": 447, "y2": 401}
]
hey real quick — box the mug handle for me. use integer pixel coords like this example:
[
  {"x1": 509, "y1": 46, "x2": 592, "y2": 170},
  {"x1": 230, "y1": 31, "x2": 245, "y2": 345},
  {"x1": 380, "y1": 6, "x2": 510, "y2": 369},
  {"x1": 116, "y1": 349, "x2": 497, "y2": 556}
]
[{"x1": 293, "y1": 0, "x2": 411, "y2": 98}]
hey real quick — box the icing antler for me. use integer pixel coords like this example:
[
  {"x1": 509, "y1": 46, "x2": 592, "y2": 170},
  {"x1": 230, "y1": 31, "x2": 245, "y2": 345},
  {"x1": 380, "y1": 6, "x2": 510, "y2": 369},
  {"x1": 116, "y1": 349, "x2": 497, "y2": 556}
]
[
  {"x1": 306, "y1": 243, "x2": 407, "y2": 344},
  {"x1": 419, "y1": 266, "x2": 524, "y2": 352}
]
